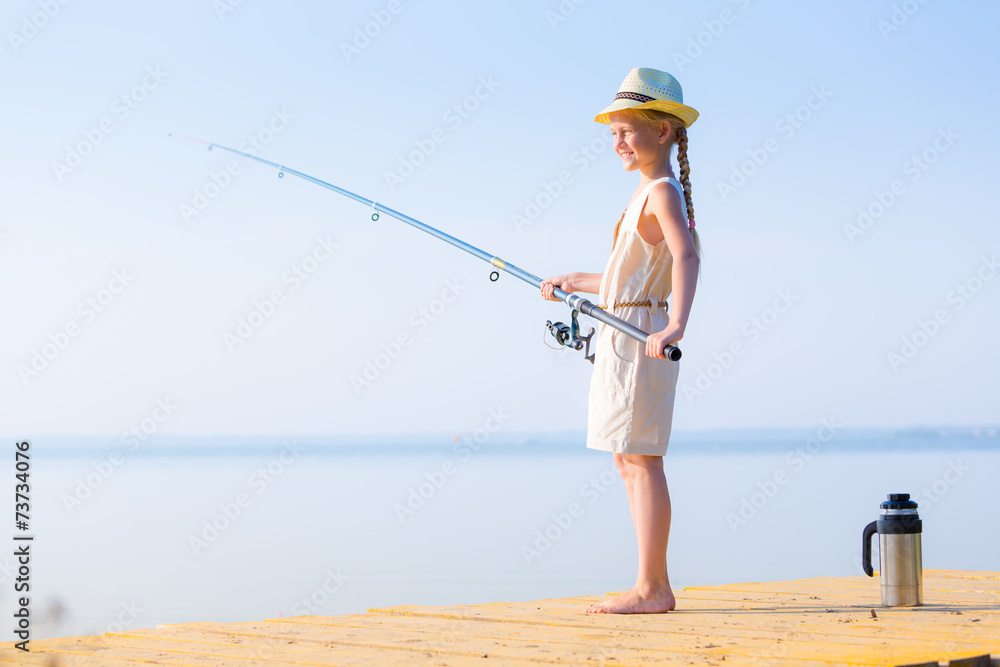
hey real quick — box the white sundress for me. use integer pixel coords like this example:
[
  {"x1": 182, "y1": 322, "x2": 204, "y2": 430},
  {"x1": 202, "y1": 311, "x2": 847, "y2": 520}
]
[{"x1": 586, "y1": 176, "x2": 685, "y2": 456}]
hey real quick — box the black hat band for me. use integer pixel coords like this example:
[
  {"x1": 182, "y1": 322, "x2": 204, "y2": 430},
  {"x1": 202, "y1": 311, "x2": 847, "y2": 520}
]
[{"x1": 614, "y1": 91, "x2": 656, "y2": 103}]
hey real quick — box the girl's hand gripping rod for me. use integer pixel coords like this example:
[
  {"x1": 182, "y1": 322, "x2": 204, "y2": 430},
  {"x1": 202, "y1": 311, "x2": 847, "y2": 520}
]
[{"x1": 170, "y1": 134, "x2": 681, "y2": 363}]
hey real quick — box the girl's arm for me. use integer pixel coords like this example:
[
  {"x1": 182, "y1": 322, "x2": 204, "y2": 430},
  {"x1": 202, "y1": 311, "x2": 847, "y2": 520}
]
[
  {"x1": 643, "y1": 184, "x2": 700, "y2": 357},
  {"x1": 666, "y1": 248, "x2": 699, "y2": 334},
  {"x1": 540, "y1": 272, "x2": 602, "y2": 300}
]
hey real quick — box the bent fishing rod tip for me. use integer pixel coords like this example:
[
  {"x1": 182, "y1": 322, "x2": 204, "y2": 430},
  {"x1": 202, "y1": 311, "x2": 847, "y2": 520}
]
[{"x1": 169, "y1": 132, "x2": 212, "y2": 146}]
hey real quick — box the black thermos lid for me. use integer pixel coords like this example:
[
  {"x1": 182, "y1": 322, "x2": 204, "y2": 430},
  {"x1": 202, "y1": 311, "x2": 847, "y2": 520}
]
[{"x1": 881, "y1": 493, "x2": 918, "y2": 510}]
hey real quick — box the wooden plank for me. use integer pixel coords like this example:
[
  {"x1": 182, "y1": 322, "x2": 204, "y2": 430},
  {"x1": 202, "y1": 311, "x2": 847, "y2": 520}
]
[
  {"x1": 925, "y1": 570, "x2": 1000, "y2": 580},
  {"x1": 676, "y1": 587, "x2": 1000, "y2": 611},
  {"x1": 277, "y1": 609, "x2": 996, "y2": 656},
  {"x1": 95, "y1": 629, "x2": 528, "y2": 666},
  {"x1": 0, "y1": 572, "x2": 996, "y2": 667},
  {"x1": 0, "y1": 652, "x2": 119, "y2": 666},
  {"x1": 135, "y1": 619, "x2": 749, "y2": 665},
  {"x1": 684, "y1": 579, "x2": 999, "y2": 597},
  {"x1": 366, "y1": 593, "x2": 998, "y2": 631},
  {"x1": 358, "y1": 604, "x2": 996, "y2": 645},
  {"x1": 359, "y1": 604, "x2": 996, "y2": 665},
  {"x1": 4, "y1": 632, "x2": 547, "y2": 667}
]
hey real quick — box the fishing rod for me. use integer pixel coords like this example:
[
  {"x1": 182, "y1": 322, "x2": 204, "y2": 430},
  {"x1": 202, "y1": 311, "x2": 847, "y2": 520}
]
[{"x1": 169, "y1": 134, "x2": 681, "y2": 362}]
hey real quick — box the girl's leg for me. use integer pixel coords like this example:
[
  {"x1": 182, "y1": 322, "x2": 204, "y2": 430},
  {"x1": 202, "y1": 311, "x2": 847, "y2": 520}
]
[
  {"x1": 586, "y1": 453, "x2": 634, "y2": 613},
  {"x1": 614, "y1": 452, "x2": 637, "y2": 533},
  {"x1": 586, "y1": 453, "x2": 675, "y2": 614},
  {"x1": 613, "y1": 453, "x2": 666, "y2": 582}
]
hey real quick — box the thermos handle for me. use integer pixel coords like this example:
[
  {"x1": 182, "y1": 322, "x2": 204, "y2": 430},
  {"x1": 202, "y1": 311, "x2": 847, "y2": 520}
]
[{"x1": 862, "y1": 520, "x2": 877, "y2": 577}]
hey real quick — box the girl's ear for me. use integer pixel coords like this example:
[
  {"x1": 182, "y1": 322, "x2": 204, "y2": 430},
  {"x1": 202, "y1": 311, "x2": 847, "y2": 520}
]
[{"x1": 658, "y1": 121, "x2": 672, "y2": 145}]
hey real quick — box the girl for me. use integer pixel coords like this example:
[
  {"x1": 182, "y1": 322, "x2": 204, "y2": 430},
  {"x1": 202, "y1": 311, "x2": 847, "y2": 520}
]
[{"x1": 540, "y1": 67, "x2": 701, "y2": 614}]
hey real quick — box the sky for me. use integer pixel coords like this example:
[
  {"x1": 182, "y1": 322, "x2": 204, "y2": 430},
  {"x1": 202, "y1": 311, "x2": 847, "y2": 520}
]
[{"x1": 1, "y1": 0, "x2": 998, "y2": 437}]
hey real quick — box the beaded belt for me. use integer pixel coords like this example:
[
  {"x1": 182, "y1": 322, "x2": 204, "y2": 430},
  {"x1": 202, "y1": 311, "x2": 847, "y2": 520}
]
[{"x1": 597, "y1": 299, "x2": 668, "y2": 310}]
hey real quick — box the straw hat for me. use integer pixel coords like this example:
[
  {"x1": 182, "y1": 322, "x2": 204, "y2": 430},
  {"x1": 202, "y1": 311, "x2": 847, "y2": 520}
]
[{"x1": 593, "y1": 67, "x2": 698, "y2": 128}]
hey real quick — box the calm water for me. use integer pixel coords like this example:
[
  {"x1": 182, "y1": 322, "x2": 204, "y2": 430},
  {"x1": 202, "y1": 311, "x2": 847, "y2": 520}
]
[{"x1": 5, "y1": 428, "x2": 998, "y2": 640}]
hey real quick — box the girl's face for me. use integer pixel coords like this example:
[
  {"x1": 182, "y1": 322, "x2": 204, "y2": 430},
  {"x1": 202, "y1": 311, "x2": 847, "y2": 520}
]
[{"x1": 608, "y1": 112, "x2": 670, "y2": 172}]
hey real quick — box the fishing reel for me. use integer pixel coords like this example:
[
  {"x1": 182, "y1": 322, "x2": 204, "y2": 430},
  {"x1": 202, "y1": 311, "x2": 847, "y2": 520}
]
[{"x1": 545, "y1": 309, "x2": 596, "y2": 364}]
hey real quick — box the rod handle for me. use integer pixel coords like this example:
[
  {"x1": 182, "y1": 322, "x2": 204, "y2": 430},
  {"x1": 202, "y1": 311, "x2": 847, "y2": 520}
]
[{"x1": 550, "y1": 288, "x2": 683, "y2": 361}]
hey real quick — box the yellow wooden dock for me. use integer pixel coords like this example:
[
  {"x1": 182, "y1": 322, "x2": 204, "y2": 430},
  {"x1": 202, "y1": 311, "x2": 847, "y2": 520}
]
[{"x1": 4, "y1": 569, "x2": 997, "y2": 666}]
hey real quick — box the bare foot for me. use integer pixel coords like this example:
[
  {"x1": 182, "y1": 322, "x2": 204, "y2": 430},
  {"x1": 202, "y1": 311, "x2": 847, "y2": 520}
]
[{"x1": 585, "y1": 586, "x2": 676, "y2": 614}]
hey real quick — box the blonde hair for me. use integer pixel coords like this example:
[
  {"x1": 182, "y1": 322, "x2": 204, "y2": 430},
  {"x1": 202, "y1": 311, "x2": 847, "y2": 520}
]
[{"x1": 610, "y1": 108, "x2": 702, "y2": 272}]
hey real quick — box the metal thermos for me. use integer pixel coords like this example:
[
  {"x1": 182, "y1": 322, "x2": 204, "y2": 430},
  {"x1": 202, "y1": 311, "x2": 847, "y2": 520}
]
[{"x1": 862, "y1": 493, "x2": 923, "y2": 607}]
